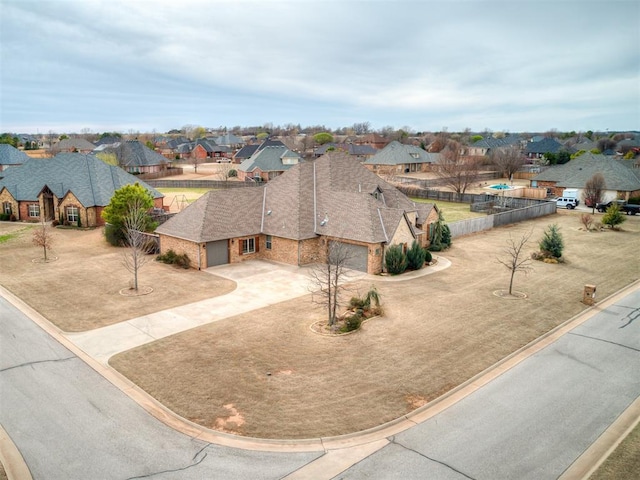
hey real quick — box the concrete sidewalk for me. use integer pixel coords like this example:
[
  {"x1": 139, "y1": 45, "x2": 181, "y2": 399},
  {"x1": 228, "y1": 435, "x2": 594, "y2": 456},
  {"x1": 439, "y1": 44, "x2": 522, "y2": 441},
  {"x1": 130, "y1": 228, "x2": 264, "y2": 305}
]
[{"x1": 66, "y1": 257, "x2": 451, "y2": 364}]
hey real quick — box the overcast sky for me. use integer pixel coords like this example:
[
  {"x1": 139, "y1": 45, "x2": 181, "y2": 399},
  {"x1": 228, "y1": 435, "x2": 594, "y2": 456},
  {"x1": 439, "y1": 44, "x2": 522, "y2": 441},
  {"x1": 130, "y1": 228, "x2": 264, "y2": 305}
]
[{"x1": 1, "y1": 0, "x2": 638, "y2": 135}]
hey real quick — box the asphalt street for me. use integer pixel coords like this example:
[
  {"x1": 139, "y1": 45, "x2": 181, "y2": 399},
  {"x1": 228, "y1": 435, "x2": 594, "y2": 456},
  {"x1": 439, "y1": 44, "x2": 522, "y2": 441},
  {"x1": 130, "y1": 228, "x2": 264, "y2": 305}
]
[
  {"x1": 336, "y1": 289, "x2": 640, "y2": 479},
  {"x1": 0, "y1": 298, "x2": 321, "y2": 480},
  {"x1": 1, "y1": 288, "x2": 639, "y2": 479}
]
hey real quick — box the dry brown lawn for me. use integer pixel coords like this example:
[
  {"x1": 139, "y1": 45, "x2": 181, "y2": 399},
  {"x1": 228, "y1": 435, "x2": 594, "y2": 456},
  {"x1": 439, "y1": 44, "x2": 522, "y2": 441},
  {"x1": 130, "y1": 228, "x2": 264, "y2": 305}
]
[
  {"x1": 2, "y1": 211, "x2": 638, "y2": 439},
  {"x1": 0, "y1": 225, "x2": 235, "y2": 332},
  {"x1": 106, "y1": 211, "x2": 639, "y2": 439}
]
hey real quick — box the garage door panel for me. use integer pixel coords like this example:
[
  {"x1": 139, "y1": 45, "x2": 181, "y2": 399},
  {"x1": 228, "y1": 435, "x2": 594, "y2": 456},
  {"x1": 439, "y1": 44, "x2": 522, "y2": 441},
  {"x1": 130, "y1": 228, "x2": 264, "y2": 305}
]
[
  {"x1": 206, "y1": 240, "x2": 228, "y2": 267},
  {"x1": 329, "y1": 241, "x2": 368, "y2": 272}
]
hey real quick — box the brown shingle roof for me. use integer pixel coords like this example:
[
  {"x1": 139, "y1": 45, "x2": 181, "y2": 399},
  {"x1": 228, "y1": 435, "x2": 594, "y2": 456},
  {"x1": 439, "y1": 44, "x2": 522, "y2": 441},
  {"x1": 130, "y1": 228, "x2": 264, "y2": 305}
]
[{"x1": 157, "y1": 152, "x2": 432, "y2": 245}]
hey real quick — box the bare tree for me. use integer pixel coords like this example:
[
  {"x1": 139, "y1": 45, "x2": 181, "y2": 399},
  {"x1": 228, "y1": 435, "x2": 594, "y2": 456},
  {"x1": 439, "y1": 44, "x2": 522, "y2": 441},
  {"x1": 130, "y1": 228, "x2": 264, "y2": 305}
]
[
  {"x1": 491, "y1": 145, "x2": 525, "y2": 179},
  {"x1": 309, "y1": 241, "x2": 354, "y2": 327},
  {"x1": 216, "y1": 163, "x2": 236, "y2": 181},
  {"x1": 497, "y1": 230, "x2": 533, "y2": 295},
  {"x1": 122, "y1": 198, "x2": 156, "y2": 291},
  {"x1": 583, "y1": 173, "x2": 606, "y2": 213},
  {"x1": 32, "y1": 221, "x2": 54, "y2": 261},
  {"x1": 435, "y1": 140, "x2": 480, "y2": 195}
]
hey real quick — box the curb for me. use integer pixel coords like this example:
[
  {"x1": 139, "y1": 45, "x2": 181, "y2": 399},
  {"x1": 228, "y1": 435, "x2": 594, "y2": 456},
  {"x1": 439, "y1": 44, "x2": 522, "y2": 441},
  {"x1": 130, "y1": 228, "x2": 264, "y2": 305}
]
[{"x1": 1, "y1": 279, "x2": 638, "y2": 458}]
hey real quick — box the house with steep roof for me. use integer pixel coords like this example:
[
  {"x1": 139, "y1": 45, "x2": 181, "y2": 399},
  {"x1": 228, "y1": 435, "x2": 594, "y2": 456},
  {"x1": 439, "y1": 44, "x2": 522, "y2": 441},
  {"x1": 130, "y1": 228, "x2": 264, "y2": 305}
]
[
  {"x1": 313, "y1": 143, "x2": 377, "y2": 162},
  {"x1": 467, "y1": 135, "x2": 522, "y2": 157},
  {"x1": 156, "y1": 153, "x2": 439, "y2": 273},
  {"x1": 233, "y1": 139, "x2": 286, "y2": 164},
  {"x1": 191, "y1": 139, "x2": 231, "y2": 161},
  {"x1": 0, "y1": 144, "x2": 30, "y2": 172},
  {"x1": 237, "y1": 145, "x2": 302, "y2": 182},
  {"x1": 530, "y1": 153, "x2": 640, "y2": 201},
  {"x1": 103, "y1": 140, "x2": 169, "y2": 174},
  {"x1": 55, "y1": 137, "x2": 96, "y2": 154},
  {"x1": 525, "y1": 137, "x2": 565, "y2": 159},
  {"x1": 363, "y1": 141, "x2": 440, "y2": 174},
  {"x1": 214, "y1": 133, "x2": 245, "y2": 149},
  {"x1": 0, "y1": 153, "x2": 164, "y2": 225}
]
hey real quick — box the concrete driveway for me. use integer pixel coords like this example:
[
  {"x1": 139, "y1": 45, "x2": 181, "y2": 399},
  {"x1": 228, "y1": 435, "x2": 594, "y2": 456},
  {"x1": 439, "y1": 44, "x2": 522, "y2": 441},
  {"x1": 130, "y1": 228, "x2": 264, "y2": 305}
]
[{"x1": 66, "y1": 260, "x2": 367, "y2": 364}]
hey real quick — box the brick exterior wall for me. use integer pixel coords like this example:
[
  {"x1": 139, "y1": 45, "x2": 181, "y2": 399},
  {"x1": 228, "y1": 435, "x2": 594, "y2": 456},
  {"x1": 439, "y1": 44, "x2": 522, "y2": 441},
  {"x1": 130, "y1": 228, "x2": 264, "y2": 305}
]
[
  {"x1": 58, "y1": 192, "x2": 88, "y2": 226},
  {"x1": 0, "y1": 189, "x2": 18, "y2": 219},
  {"x1": 158, "y1": 234, "x2": 205, "y2": 269}
]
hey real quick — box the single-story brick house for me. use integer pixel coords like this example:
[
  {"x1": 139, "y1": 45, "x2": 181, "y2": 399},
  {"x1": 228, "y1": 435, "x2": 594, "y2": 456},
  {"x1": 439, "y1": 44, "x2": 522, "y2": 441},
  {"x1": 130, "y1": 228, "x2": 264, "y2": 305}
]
[
  {"x1": 363, "y1": 141, "x2": 440, "y2": 174},
  {"x1": 156, "y1": 152, "x2": 438, "y2": 274},
  {"x1": 530, "y1": 153, "x2": 640, "y2": 201},
  {"x1": 0, "y1": 144, "x2": 30, "y2": 172},
  {"x1": 0, "y1": 153, "x2": 164, "y2": 225},
  {"x1": 237, "y1": 145, "x2": 302, "y2": 182},
  {"x1": 102, "y1": 140, "x2": 169, "y2": 174}
]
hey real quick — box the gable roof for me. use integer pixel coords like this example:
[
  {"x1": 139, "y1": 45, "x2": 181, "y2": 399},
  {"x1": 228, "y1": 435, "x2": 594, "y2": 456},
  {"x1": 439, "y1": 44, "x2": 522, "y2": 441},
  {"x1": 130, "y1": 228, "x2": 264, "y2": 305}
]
[
  {"x1": 0, "y1": 153, "x2": 163, "y2": 206},
  {"x1": 215, "y1": 133, "x2": 245, "y2": 146},
  {"x1": 56, "y1": 138, "x2": 96, "y2": 151},
  {"x1": 363, "y1": 140, "x2": 440, "y2": 165},
  {"x1": 105, "y1": 140, "x2": 168, "y2": 166},
  {"x1": 531, "y1": 153, "x2": 640, "y2": 191},
  {"x1": 238, "y1": 145, "x2": 301, "y2": 173},
  {"x1": 0, "y1": 144, "x2": 30, "y2": 166},
  {"x1": 158, "y1": 152, "x2": 431, "y2": 246},
  {"x1": 314, "y1": 143, "x2": 378, "y2": 156},
  {"x1": 234, "y1": 144, "x2": 259, "y2": 160},
  {"x1": 525, "y1": 137, "x2": 564, "y2": 154},
  {"x1": 471, "y1": 135, "x2": 521, "y2": 150}
]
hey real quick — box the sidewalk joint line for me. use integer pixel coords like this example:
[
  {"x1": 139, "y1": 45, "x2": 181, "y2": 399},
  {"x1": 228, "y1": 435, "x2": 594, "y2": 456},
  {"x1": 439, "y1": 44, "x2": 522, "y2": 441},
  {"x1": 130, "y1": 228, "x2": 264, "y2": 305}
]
[{"x1": 389, "y1": 436, "x2": 477, "y2": 480}]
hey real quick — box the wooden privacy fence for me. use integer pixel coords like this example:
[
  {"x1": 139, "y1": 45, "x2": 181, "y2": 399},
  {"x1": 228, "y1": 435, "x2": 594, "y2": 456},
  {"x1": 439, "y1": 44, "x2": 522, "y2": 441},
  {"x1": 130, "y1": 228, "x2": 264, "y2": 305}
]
[
  {"x1": 448, "y1": 201, "x2": 556, "y2": 238},
  {"x1": 146, "y1": 179, "x2": 259, "y2": 189}
]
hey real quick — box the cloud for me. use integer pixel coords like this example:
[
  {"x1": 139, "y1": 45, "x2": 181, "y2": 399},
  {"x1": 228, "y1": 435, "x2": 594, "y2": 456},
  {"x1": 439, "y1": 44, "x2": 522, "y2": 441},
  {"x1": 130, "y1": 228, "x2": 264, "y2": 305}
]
[{"x1": 1, "y1": 0, "x2": 638, "y2": 133}]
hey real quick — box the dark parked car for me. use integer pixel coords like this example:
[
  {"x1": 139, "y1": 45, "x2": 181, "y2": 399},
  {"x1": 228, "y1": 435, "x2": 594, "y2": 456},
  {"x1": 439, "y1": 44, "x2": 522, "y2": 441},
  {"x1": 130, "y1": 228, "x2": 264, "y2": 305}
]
[{"x1": 596, "y1": 200, "x2": 626, "y2": 213}]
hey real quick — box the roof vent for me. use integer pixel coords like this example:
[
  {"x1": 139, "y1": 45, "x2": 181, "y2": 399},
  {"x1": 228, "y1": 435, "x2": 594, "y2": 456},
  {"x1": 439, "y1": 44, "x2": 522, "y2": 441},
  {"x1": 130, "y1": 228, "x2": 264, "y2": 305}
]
[{"x1": 320, "y1": 213, "x2": 328, "y2": 227}]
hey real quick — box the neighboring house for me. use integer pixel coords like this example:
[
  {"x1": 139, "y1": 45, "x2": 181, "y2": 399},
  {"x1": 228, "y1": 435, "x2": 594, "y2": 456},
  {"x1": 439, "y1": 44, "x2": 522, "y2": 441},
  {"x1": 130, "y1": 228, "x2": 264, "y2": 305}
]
[
  {"x1": 232, "y1": 139, "x2": 287, "y2": 164},
  {"x1": 0, "y1": 153, "x2": 164, "y2": 226},
  {"x1": 54, "y1": 138, "x2": 96, "y2": 153},
  {"x1": 355, "y1": 133, "x2": 389, "y2": 150},
  {"x1": 0, "y1": 144, "x2": 30, "y2": 172},
  {"x1": 525, "y1": 137, "x2": 565, "y2": 159},
  {"x1": 466, "y1": 135, "x2": 521, "y2": 157},
  {"x1": 363, "y1": 141, "x2": 440, "y2": 174},
  {"x1": 237, "y1": 145, "x2": 301, "y2": 182},
  {"x1": 104, "y1": 140, "x2": 169, "y2": 174},
  {"x1": 214, "y1": 133, "x2": 245, "y2": 149},
  {"x1": 94, "y1": 136, "x2": 122, "y2": 147},
  {"x1": 191, "y1": 139, "x2": 231, "y2": 161},
  {"x1": 313, "y1": 143, "x2": 377, "y2": 162},
  {"x1": 530, "y1": 153, "x2": 640, "y2": 201},
  {"x1": 156, "y1": 152, "x2": 439, "y2": 274}
]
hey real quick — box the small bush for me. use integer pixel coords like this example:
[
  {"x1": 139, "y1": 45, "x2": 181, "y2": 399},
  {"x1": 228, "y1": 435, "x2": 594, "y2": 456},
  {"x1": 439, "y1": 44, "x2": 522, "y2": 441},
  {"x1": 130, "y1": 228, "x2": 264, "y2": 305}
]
[
  {"x1": 539, "y1": 224, "x2": 564, "y2": 258},
  {"x1": 105, "y1": 223, "x2": 127, "y2": 246},
  {"x1": 341, "y1": 313, "x2": 363, "y2": 333},
  {"x1": 228, "y1": 169, "x2": 237, "y2": 177},
  {"x1": 602, "y1": 204, "x2": 626, "y2": 230},
  {"x1": 580, "y1": 214, "x2": 593, "y2": 231},
  {"x1": 349, "y1": 296, "x2": 367, "y2": 309},
  {"x1": 406, "y1": 240, "x2": 426, "y2": 270},
  {"x1": 424, "y1": 250, "x2": 433, "y2": 263},
  {"x1": 385, "y1": 244, "x2": 408, "y2": 275},
  {"x1": 0, "y1": 213, "x2": 9, "y2": 221},
  {"x1": 51, "y1": 219, "x2": 59, "y2": 227},
  {"x1": 157, "y1": 249, "x2": 190, "y2": 269}
]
